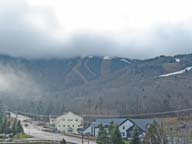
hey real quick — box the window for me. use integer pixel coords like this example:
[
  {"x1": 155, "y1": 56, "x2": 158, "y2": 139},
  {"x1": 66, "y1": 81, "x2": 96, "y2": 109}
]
[
  {"x1": 63, "y1": 125, "x2": 65, "y2": 127},
  {"x1": 123, "y1": 126, "x2": 125, "y2": 129},
  {"x1": 122, "y1": 133, "x2": 125, "y2": 136},
  {"x1": 75, "y1": 119, "x2": 78, "y2": 121},
  {"x1": 72, "y1": 125, "x2": 74, "y2": 127}
]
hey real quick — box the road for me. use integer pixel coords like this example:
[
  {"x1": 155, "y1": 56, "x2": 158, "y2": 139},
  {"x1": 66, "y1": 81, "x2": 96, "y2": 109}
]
[{"x1": 12, "y1": 113, "x2": 96, "y2": 144}]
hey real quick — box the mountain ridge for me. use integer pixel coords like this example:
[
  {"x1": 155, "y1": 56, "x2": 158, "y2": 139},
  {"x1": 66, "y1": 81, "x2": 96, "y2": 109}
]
[{"x1": 0, "y1": 53, "x2": 191, "y2": 115}]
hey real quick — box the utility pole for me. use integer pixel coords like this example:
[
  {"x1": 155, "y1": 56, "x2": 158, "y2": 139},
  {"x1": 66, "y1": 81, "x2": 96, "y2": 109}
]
[
  {"x1": 87, "y1": 133, "x2": 90, "y2": 144},
  {"x1": 170, "y1": 127, "x2": 174, "y2": 144},
  {"x1": 82, "y1": 134, "x2": 84, "y2": 144},
  {"x1": 136, "y1": 95, "x2": 139, "y2": 113}
]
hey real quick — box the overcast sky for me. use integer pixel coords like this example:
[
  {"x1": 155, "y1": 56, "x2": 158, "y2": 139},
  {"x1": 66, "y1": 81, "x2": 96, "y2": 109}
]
[{"x1": 0, "y1": 0, "x2": 192, "y2": 59}]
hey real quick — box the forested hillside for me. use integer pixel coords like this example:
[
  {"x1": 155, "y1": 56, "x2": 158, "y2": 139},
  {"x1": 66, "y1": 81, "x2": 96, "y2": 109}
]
[{"x1": 0, "y1": 54, "x2": 192, "y2": 115}]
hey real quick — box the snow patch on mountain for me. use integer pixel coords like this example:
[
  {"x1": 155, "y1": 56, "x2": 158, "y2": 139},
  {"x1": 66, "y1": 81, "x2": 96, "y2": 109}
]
[
  {"x1": 157, "y1": 66, "x2": 192, "y2": 77},
  {"x1": 88, "y1": 56, "x2": 94, "y2": 58},
  {"x1": 175, "y1": 58, "x2": 181, "y2": 63},
  {"x1": 103, "y1": 56, "x2": 112, "y2": 60},
  {"x1": 121, "y1": 59, "x2": 131, "y2": 64}
]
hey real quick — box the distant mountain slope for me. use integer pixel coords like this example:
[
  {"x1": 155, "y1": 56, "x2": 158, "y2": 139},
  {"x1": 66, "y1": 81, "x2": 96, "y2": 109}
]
[
  {"x1": 0, "y1": 54, "x2": 192, "y2": 115},
  {"x1": 157, "y1": 66, "x2": 192, "y2": 77}
]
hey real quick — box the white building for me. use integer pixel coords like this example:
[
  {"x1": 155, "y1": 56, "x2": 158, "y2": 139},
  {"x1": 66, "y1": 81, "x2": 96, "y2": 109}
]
[
  {"x1": 83, "y1": 118, "x2": 133, "y2": 137},
  {"x1": 83, "y1": 118, "x2": 158, "y2": 139},
  {"x1": 10, "y1": 112, "x2": 32, "y2": 122},
  {"x1": 50, "y1": 112, "x2": 83, "y2": 134},
  {"x1": 49, "y1": 117, "x2": 56, "y2": 125},
  {"x1": 119, "y1": 119, "x2": 134, "y2": 138}
]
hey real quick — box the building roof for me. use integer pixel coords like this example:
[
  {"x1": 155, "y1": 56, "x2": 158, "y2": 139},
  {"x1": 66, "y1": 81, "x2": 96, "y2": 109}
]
[
  {"x1": 83, "y1": 117, "x2": 161, "y2": 132},
  {"x1": 49, "y1": 112, "x2": 81, "y2": 119},
  {"x1": 56, "y1": 111, "x2": 82, "y2": 121},
  {"x1": 93, "y1": 118, "x2": 127, "y2": 128},
  {"x1": 130, "y1": 119, "x2": 161, "y2": 131}
]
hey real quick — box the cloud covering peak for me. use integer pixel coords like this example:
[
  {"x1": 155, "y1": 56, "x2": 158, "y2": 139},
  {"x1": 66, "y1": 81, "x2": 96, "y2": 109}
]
[{"x1": 0, "y1": 0, "x2": 192, "y2": 59}]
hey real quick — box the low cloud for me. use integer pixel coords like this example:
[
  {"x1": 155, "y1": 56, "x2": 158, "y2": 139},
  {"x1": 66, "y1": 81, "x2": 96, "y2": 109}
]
[
  {"x1": 0, "y1": 63, "x2": 42, "y2": 99},
  {"x1": 0, "y1": 0, "x2": 192, "y2": 59}
]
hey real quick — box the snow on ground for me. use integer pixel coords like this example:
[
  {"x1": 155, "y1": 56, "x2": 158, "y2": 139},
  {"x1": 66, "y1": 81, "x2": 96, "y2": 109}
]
[
  {"x1": 175, "y1": 58, "x2": 181, "y2": 63},
  {"x1": 158, "y1": 66, "x2": 192, "y2": 77},
  {"x1": 121, "y1": 59, "x2": 131, "y2": 64}
]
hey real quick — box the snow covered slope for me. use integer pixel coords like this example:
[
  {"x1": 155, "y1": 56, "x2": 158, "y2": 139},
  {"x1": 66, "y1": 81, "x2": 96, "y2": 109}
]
[
  {"x1": 158, "y1": 66, "x2": 192, "y2": 77},
  {"x1": 121, "y1": 59, "x2": 131, "y2": 64}
]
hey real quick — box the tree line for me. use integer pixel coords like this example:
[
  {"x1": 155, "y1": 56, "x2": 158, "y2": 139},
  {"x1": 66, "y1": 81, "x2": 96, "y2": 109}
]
[
  {"x1": 96, "y1": 123, "x2": 124, "y2": 144},
  {"x1": 0, "y1": 115, "x2": 23, "y2": 135},
  {"x1": 96, "y1": 121, "x2": 169, "y2": 144}
]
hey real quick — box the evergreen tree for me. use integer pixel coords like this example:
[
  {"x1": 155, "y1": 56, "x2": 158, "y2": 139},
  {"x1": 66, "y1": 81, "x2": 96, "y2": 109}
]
[
  {"x1": 108, "y1": 123, "x2": 124, "y2": 144},
  {"x1": 0, "y1": 116, "x2": 24, "y2": 135},
  {"x1": 144, "y1": 121, "x2": 168, "y2": 144},
  {"x1": 112, "y1": 125, "x2": 124, "y2": 144},
  {"x1": 12, "y1": 120, "x2": 17, "y2": 135},
  {"x1": 96, "y1": 124, "x2": 110, "y2": 144},
  {"x1": 2, "y1": 118, "x2": 7, "y2": 133},
  {"x1": 0, "y1": 116, "x2": 3, "y2": 133},
  {"x1": 5, "y1": 121, "x2": 11, "y2": 134},
  {"x1": 0, "y1": 118, "x2": 12, "y2": 134},
  {"x1": 60, "y1": 138, "x2": 67, "y2": 144},
  {"x1": 16, "y1": 120, "x2": 23, "y2": 133},
  {"x1": 130, "y1": 127, "x2": 141, "y2": 144}
]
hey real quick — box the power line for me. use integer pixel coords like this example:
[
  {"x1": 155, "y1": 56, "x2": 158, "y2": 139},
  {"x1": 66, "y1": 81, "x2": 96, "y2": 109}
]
[
  {"x1": 12, "y1": 107, "x2": 192, "y2": 120},
  {"x1": 81, "y1": 108, "x2": 192, "y2": 118}
]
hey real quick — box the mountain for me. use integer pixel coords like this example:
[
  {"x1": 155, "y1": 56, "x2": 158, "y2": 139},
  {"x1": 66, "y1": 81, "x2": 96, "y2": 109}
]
[{"x1": 0, "y1": 54, "x2": 192, "y2": 115}]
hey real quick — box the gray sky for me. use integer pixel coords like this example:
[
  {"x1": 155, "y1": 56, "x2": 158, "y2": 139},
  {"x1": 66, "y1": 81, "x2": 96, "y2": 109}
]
[{"x1": 0, "y1": 0, "x2": 192, "y2": 59}]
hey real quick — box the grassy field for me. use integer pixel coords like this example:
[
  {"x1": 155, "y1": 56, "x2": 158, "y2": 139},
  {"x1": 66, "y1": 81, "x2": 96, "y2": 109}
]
[
  {"x1": 15, "y1": 142, "x2": 76, "y2": 144},
  {"x1": 14, "y1": 133, "x2": 33, "y2": 138},
  {"x1": 123, "y1": 139, "x2": 129, "y2": 144}
]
